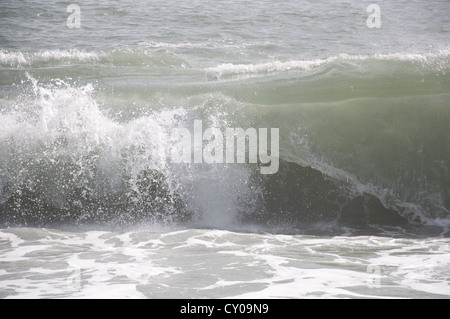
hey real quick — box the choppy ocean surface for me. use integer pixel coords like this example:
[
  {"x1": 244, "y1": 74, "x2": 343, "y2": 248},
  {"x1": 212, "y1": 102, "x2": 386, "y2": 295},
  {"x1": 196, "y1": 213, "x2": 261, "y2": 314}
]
[{"x1": 0, "y1": 0, "x2": 449, "y2": 298}]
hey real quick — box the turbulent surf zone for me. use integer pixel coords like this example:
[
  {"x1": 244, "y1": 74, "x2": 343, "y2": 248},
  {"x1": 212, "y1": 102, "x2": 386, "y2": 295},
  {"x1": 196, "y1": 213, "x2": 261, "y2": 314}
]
[
  {"x1": 0, "y1": 49, "x2": 449, "y2": 236},
  {"x1": 1, "y1": 0, "x2": 450, "y2": 300}
]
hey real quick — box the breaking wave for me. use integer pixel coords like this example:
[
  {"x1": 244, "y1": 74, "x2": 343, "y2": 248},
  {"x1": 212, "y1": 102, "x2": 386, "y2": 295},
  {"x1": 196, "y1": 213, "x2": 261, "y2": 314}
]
[{"x1": 0, "y1": 50, "x2": 449, "y2": 235}]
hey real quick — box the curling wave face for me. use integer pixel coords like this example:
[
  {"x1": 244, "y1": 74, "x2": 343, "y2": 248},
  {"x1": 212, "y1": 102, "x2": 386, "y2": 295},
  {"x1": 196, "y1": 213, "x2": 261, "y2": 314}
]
[{"x1": 0, "y1": 49, "x2": 449, "y2": 236}]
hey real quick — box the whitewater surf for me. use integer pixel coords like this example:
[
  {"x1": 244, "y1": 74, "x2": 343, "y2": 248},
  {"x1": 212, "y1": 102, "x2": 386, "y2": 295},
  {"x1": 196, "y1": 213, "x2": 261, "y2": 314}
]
[{"x1": 0, "y1": 0, "x2": 449, "y2": 299}]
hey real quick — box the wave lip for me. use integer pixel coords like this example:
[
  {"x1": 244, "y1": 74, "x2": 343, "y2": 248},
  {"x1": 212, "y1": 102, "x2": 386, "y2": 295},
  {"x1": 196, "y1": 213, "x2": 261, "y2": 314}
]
[
  {"x1": 206, "y1": 49, "x2": 450, "y2": 79},
  {"x1": 0, "y1": 49, "x2": 192, "y2": 70},
  {"x1": 206, "y1": 59, "x2": 334, "y2": 78},
  {"x1": 0, "y1": 49, "x2": 102, "y2": 67}
]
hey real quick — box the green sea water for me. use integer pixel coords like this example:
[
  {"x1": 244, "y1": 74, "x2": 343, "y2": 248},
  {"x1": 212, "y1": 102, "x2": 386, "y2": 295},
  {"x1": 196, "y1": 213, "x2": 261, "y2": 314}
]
[{"x1": 0, "y1": 0, "x2": 449, "y2": 298}]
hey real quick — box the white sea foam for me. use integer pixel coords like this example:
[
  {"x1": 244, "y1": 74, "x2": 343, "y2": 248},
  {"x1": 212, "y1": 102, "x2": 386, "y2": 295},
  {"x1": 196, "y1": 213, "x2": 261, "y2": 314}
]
[{"x1": 0, "y1": 229, "x2": 448, "y2": 299}]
